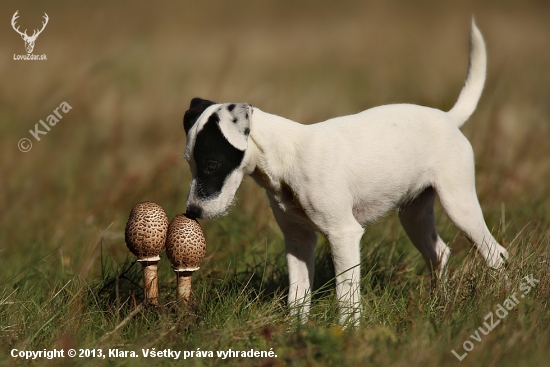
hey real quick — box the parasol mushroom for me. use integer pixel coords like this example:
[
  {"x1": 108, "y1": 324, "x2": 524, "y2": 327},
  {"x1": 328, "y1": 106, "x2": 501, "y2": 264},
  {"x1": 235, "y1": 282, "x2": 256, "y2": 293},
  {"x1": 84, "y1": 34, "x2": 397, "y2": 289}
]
[
  {"x1": 165, "y1": 214, "x2": 206, "y2": 306},
  {"x1": 125, "y1": 201, "x2": 169, "y2": 305}
]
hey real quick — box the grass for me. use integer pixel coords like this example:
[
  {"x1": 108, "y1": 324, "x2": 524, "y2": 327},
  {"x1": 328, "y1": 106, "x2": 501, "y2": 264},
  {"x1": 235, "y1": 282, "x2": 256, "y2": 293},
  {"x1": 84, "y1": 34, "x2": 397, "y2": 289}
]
[{"x1": 1, "y1": 1, "x2": 550, "y2": 366}]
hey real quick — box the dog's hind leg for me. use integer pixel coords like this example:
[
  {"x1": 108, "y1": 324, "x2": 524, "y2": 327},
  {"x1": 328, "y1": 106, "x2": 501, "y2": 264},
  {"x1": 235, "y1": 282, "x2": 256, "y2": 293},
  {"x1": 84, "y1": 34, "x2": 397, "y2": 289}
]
[
  {"x1": 435, "y1": 145, "x2": 508, "y2": 269},
  {"x1": 269, "y1": 199, "x2": 317, "y2": 322},
  {"x1": 398, "y1": 187, "x2": 451, "y2": 279}
]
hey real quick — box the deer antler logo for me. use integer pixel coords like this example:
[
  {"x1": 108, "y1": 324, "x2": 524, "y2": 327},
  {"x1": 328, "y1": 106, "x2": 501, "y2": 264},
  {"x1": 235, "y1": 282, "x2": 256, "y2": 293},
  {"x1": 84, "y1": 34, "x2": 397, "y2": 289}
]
[{"x1": 11, "y1": 11, "x2": 49, "y2": 54}]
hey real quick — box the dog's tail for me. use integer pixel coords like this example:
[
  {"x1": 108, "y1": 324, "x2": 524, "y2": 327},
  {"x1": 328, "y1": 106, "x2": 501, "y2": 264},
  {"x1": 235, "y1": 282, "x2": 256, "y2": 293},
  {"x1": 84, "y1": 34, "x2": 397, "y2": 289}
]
[{"x1": 447, "y1": 18, "x2": 487, "y2": 128}]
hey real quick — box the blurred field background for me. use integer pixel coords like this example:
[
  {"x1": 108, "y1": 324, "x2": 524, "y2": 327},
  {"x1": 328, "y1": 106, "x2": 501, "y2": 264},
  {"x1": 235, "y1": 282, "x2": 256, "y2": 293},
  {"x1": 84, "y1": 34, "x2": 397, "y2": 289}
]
[{"x1": 1, "y1": 0, "x2": 549, "y2": 366}]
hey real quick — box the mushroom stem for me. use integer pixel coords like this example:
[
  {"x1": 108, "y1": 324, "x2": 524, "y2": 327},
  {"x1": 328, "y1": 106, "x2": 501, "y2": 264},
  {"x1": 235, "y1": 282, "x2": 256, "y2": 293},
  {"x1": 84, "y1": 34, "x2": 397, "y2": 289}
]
[
  {"x1": 140, "y1": 260, "x2": 160, "y2": 305},
  {"x1": 175, "y1": 271, "x2": 194, "y2": 305}
]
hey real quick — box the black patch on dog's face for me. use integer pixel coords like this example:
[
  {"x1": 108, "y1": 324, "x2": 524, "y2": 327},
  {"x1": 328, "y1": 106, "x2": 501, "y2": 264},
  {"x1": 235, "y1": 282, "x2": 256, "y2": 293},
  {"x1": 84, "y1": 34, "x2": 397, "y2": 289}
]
[
  {"x1": 227, "y1": 104, "x2": 235, "y2": 112},
  {"x1": 193, "y1": 112, "x2": 245, "y2": 199},
  {"x1": 183, "y1": 97, "x2": 216, "y2": 135}
]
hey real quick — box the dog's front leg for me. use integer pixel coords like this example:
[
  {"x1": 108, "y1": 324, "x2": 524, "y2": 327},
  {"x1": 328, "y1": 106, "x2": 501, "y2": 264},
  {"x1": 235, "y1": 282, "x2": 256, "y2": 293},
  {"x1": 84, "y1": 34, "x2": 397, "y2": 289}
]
[
  {"x1": 285, "y1": 229, "x2": 316, "y2": 322},
  {"x1": 326, "y1": 221, "x2": 364, "y2": 327},
  {"x1": 269, "y1": 199, "x2": 317, "y2": 322}
]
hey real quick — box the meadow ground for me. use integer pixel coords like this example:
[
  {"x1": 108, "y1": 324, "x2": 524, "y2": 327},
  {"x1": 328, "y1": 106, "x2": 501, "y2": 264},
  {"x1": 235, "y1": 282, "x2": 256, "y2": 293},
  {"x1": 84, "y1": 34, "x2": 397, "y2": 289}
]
[{"x1": 1, "y1": 1, "x2": 549, "y2": 366}]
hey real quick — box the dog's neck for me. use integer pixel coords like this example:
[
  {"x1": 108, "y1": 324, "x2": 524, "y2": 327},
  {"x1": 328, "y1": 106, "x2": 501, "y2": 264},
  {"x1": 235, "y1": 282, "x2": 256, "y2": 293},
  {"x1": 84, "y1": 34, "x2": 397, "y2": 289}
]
[{"x1": 247, "y1": 108, "x2": 307, "y2": 192}]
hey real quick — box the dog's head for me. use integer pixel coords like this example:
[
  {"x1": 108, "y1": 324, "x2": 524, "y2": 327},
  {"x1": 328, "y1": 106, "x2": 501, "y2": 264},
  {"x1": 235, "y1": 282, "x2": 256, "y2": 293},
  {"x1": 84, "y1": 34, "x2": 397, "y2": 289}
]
[{"x1": 183, "y1": 97, "x2": 253, "y2": 219}]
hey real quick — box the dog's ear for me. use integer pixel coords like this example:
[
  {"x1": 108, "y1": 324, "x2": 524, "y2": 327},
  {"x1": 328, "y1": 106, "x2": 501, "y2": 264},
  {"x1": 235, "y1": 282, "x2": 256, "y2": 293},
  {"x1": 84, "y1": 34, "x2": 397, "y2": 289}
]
[
  {"x1": 217, "y1": 103, "x2": 252, "y2": 151},
  {"x1": 183, "y1": 97, "x2": 216, "y2": 135}
]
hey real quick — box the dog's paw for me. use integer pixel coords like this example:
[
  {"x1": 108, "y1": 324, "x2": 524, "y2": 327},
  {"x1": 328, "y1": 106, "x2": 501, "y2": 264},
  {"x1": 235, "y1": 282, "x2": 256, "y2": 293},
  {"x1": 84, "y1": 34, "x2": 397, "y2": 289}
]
[{"x1": 487, "y1": 247, "x2": 509, "y2": 269}]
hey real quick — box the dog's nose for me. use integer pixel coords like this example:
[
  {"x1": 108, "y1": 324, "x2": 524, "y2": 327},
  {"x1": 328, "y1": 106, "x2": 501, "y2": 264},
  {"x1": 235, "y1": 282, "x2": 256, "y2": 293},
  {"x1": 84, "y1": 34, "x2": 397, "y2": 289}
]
[{"x1": 185, "y1": 204, "x2": 203, "y2": 219}]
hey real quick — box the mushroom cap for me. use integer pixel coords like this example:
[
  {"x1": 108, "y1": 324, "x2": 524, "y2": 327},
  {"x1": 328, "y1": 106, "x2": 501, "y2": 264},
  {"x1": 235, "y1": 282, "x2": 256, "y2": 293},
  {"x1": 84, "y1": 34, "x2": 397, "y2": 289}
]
[
  {"x1": 125, "y1": 201, "x2": 169, "y2": 259},
  {"x1": 166, "y1": 214, "x2": 206, "y2": 271}
]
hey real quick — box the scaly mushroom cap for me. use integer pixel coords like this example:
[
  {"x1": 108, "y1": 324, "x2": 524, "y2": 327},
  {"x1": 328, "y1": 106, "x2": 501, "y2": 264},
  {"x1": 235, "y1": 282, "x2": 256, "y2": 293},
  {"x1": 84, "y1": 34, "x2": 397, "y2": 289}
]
[
  {"x1": 125, "y1": 201, "x2": 169, "y2": 260},
  {"x1": 166, "y1": 214, "x2": 206, "y2": 271}
]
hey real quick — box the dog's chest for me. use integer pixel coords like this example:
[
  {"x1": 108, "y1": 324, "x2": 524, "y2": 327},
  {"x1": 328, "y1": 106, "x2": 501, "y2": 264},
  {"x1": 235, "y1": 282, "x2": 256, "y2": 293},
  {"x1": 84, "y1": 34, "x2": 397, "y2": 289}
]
[{"x1": 251, "y1": 169, "x2": 311, "y2": 223}]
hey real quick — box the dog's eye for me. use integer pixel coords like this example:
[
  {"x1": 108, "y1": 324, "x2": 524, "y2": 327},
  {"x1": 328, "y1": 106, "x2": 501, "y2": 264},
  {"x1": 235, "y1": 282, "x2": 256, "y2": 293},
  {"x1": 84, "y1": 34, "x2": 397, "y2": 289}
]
[{"x1": 206, "y1": 160, "x2": 219, "y2": 172}]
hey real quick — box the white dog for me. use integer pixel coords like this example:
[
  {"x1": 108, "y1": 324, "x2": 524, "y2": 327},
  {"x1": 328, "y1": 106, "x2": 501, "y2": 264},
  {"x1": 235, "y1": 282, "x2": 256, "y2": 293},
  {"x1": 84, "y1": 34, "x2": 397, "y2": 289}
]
[{"x1": 182, "y1": 20, "x2": 508, "y2": 325}]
